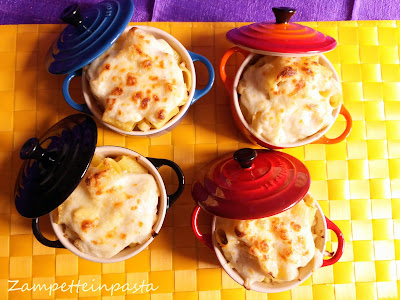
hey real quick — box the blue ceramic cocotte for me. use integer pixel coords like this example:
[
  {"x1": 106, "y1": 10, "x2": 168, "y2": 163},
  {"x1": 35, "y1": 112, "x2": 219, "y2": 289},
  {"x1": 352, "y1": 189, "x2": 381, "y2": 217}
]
[{"x1": 46, "y1": 0, "x2": 215, "y2": 136}]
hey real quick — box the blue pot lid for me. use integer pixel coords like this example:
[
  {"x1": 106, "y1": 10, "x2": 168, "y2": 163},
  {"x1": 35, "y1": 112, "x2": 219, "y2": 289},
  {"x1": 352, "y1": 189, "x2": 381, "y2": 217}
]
[
  {"x1": 14, "y1": 114, "x2": 98, "y2": 218},
  {"x1": 46, "y1": 0, "x2": 134, "y2": 75}
]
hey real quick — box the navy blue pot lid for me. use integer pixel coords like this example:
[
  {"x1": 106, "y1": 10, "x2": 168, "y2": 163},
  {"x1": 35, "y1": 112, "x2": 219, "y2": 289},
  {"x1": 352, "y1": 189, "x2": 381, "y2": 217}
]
[
  {"x1": 14, "y1": 114, "x2": 98, "y2": 218},
  {"x1": 46, "y1": 0, "x2": 134, "y2": 75}
]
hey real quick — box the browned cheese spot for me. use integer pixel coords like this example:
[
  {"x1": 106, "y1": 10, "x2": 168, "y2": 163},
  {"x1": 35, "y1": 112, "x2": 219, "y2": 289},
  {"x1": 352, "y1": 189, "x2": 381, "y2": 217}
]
[
  {"x1": 290, "y1": 222, "x2": 301, "y2": 232},
  {"x1": 106, "y1": 187, "x2": 117, "y2": 193},
  {"x1": 141, "y1": 98, "x2": 150, "y2": 109},
  {"x1": 111, "y1": 87, "x2": 124, "y2": 96},
  {"x1": 278, "y1": 252, "x2": 287, "y2": 261},
  {"x1": 139, "y1": 222, "x2": 143, "y2": 227},
  {"x1": 149, "y1": 76, "x2": 159, "y2": 81},
  {"x1": 120, "y1": 233, "x2": 127, "y2": 239},
  {"x1": 106, "y1": 98, "x2": 117, "y2": 110},
  {"x1": 113, "y1": 202, "x2": 122, "y2": 208},
  {"x1": 167, "y1": 83, "x2": 173, "y2": 92},
  {"x1": 234, "y1": 227, "x2": 245, "y2": 238},
  {"x1": 301, "y1": 66, "x2": 314, "y2": 76},
  {"x1": 159, "y1": 61, "x2": 165, "y2": 68},
  {"x1": 134, "y1": 46, "x2": 143, "y2": 55},
  {"x1": 271, "y1": 88, "x2": 285, "y2": 95},
  {"x1": 157, "y1": 109, "x2": 166, "y2": 120},
  {"x1": 305, "y1": 103, "x2": 317, "y2": 111},
  {"x1": 142, "y1": 60, "x2": 152, "y2": 69},
  {"x1": 146, "y1": 89, "x2": 151, "y2": 94},
  {"x1": 104, "y1": 64, "x2": 111, "y2": 71},
  {"x1": 284, "y1": 247, "x2": 293, "y2": 257},
  {"x1": 257, "y1": 240, "x2": 269, "y2": 252},
  {"x1": 255, "y1": 219, "x2": 266, "y2": 227},
  {"x1": 118, "y1": 110, "x2": 122, "y2": 116},
  {"x1": 289, "y1": 79, "x2": 306, "y2": 97},
  {"x1": 132, "y1": 91, "x2": 143, "y2": 103},
  {"x1": 277, "y1": 66, "x2": 297, "y2": 80},
  {"x1": 271, "y1": 218, "x2": 282, "y2": 232},
  {"x1": 279, "y1": 228, "x2": 289, "y2": 240},
  {"x1": 129, "y1": 27, "x2": 138, "y2": 34},
  {"x1": 106, "y1": 231, "x2": 115, "y2": 238},
  {"x1": 81, "y1": 220, "x2": 95, "y2": 232},
  {"x1": 126, "y1": 73, "x2": 137, "y2": 86},
  {"x1": 85, "y1": 169, "x2": 110, "y2": 187},
  {"x1": 153, "y1": 94, "x2": 160, "y2": 102}
]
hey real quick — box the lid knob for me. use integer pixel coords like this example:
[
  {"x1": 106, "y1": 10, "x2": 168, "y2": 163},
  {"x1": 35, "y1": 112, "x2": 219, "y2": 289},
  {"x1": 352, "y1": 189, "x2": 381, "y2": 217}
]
[
  {"x1": 60, "y1": 3, "x2": 84, "y2": 27},
  {"x1": 233, "y1": 148, "x2": 257, "y2": 169},
  {"x1": 20, "y1": 138, "x2": 46, "y2": 160},
  {"x1": 20, "y1": 137, "x2": 56, "y2": 166},
  {"x1": 272, "y1": 7, "x2": 296, "y2": 24}
]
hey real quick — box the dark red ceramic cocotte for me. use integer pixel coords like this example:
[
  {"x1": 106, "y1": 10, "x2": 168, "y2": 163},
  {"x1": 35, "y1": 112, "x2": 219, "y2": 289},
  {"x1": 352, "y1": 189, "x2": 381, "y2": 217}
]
[{"x1": 191, "y1": 148, "x2": 345, "y2": 293}]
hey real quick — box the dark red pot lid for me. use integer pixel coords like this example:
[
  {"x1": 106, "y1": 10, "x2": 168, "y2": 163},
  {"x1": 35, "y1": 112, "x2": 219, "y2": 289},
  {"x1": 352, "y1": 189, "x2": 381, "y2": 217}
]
[
  {"x1": 14, "y1": 114, "x2": 98, "y2": 218},
  {"x1": 226, "y1": 7, "x2": 337, "y2": 55},
  {"x1": 192, "y1": 148, "x2": 310, "y2": 220}
]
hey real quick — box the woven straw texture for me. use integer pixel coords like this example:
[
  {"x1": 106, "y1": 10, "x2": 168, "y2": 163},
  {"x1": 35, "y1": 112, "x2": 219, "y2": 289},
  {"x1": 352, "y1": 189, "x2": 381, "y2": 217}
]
[{"x1": 0, "y1": 21, "x2": 400, "y2": 299}]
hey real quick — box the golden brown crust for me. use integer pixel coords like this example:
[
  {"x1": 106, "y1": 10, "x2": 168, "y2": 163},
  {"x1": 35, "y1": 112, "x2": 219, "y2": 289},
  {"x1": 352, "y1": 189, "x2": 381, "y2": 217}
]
[
  {"x1": 81, "y1": 220, "x2": 95, "y2": 232},
  {"x1": 126, "y1": 73, "x2": 137, "y2": 86}
]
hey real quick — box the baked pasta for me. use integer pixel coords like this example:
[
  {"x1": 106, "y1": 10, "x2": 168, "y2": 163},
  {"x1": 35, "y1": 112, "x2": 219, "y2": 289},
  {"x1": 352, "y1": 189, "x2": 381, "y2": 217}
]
[
  {"x1": 238, "y1": 55, "x2": 342, "y2": 145},
  {"x1": 85, "y1": 27, "x2": 191, "y2": 132},
  {"x1": 53, "y1": 155, "x2": 160, "y2": 258},
  {"x1": 215, "y1": 194, "x2": 323, "y2": 288}
]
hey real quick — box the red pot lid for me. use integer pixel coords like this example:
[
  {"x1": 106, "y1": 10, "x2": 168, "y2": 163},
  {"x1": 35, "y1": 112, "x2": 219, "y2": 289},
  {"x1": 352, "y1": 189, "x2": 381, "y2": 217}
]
[
  {"x1": 192, "y1": 148, "x2": 310, "y2": 220},
  {"x1": 226, "y1": 7, "x2": 337, "y2": 55}
]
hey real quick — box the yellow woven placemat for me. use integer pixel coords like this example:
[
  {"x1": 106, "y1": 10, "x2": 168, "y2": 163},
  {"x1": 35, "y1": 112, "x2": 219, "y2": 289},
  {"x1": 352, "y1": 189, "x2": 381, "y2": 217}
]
[{"x1": 0, "y1": 21, "x2": 400, "y2": 300}]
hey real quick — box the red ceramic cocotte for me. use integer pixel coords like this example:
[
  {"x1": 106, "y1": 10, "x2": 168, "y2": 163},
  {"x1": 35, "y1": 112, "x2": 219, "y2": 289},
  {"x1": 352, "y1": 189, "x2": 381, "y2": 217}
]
[
  {"x1": 219, "y1": 7, "x2": 352, "y2": 149},
  {"x1": 191, "y1": 148, "x2": 345, "y2": 293}
]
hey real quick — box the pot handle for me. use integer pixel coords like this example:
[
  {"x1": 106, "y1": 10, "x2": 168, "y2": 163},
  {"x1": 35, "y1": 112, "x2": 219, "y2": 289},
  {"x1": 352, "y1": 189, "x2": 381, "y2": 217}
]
[
  {"x1": 62, "y1": 69, "x2": 92, "y2": 115},
  {"x1": 147, "y1": 157, "x2": 185, "y2": 209},
  {"x1": 220, "y1": 47, "x2": 250, "y2": 96},
  {"x1": 188, "y1": 51, "x2": 215, "y2": 104},
  {"x1": 191, "y1": 205, "x2": 213, "y2": 250},
  {"x1": 322, "y1": 217, "x2": 344, "y2": 267},
  {"x1": 313, "y1": 105, "x2": 352, "y2": 144},
  {"x1": 32, "y1": 218, "x2": 65, "y2": 248}
]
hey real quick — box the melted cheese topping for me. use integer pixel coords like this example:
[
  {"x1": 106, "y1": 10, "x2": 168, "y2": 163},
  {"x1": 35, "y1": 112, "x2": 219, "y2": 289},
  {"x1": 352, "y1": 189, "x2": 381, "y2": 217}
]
[
  {"x1": 215, "y1": 194, "x2": 323, "y2": 288},
  {"x1": 55, "y1": 164, "x2": 160, "y2": 258},
  {"x1": 85, "y1": 27, "x2": 189, "y2": 131},
  {"x1": 238, "y1": 55, "x2": 342, "y2": 145}
]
